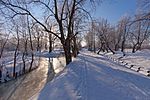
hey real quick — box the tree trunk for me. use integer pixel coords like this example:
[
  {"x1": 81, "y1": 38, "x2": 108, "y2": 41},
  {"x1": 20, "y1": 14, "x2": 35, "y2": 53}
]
[
  {"x1": 107, "y1": 44, "x2": 115, "y2": 54},
  {"x1": 115, "y1": 43, "x2": 119, "y2": 51},
  {"x1": 121, "y1": 40, "x2": 125, "y2": 52},
  {"x1": 62, "y1": 39, "x2": 72, "y2": 65},
  {"x1": 22, "y1": 52, "x2": 26, "y2": 73},
  {"x1": 137, "y1": 42, "x2": 143, "y2": 51},
  {"x1": 22, "y1": 39, "x2": 28, "y2": 73},
  {"x1": 49, "y1": 33, "x2": 52, "y2": 53},
  {"x1": 13, "y1": 45, "x2": 19, "y2": 77},
  {"x1": 27, "y1": 15, "x2": 34, "y2": 72},
  {"x1": 97, "y1": 42, "x2": 104, "y2": 54},
  {"x1": 0, "y1": 36, "x2": 9, "y2": 59},
  {"x1": 132, "y1": 43, "x2": 138, "y2": 53},
  {"x1": 93, "y1": 35, "x2": 96, "y2": 53},
  {"x1": 13, "y1": 52, "x2": 17, "y2": 77},
  {"x1": 97, "y1": 48, "x2": 101, "y2": 54},
  {"x1": 37, "y1": 36, "x2": 40, "y2": 51},
  {"x1": 29, "y1": 53, "x2": 34, "y2": 72},
  {"x1": 13, "y1": 27, "x2": 19, "y2": 77},
  {"x1": 72, "y1": 36, "x2": 78, "y2": 57}
]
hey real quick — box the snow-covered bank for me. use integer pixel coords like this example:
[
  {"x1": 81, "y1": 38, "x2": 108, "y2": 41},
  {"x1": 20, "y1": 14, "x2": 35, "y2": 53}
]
[
  {"x1": 35, "y1": 49, "x2": 64, "y2": 58},
  {"x1": 0, "y1": 51, "x2": 40, "y2": 83},
  {"x1": 31, "y1": 51, "x2": 150, "y2": 100},
  {"x1": 0, "y1": 49, "x2": 65, "y2": 83},
  {"x1": 103, "y1": 49, "x2": 150, "y2": 76}
]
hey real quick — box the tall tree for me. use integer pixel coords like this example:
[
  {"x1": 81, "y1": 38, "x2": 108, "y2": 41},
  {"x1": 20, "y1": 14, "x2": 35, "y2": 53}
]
[
  {"x1": 13, "y1": 24, "x2": 20, "y2": 77},
  {"x1": 118, "y1": 16, "x2": 130, "y2": 53},
  {"x1": 129, "y1": 14, "x2": 150, "y2": 53}
]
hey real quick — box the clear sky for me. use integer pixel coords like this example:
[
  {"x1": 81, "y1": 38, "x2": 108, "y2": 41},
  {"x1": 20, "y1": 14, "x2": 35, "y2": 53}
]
[
  {"x1": 92, "y1": 0, "x2": 137, "y2": 25},
  {"x1": 32, "y1": 0, "x2": 137, "y2": 25}
]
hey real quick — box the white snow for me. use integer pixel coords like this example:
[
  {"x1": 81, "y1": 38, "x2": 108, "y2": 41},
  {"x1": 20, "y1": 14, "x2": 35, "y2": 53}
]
[
  {"x1": 31, "y1": 50, "x2": 150, "y2": 100},
  {"x1": 35, "y1": 49, "x2": 64, "y2": 58},
  {"x1": 104, "y1": 49, "x2": 150, "y2": 76}
]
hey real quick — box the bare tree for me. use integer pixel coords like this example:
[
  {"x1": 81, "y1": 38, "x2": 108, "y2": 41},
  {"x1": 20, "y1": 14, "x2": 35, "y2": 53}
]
[
  {"x1": 0, "y1": 32, "x2": 9, "y2": 59},
  {"x1": 118, "y1": 16, "x2": 130, "y2": 53},
  {"x1": 94, "y1": 18, "x2": 115, "y2": 54},
  {"x1": 13, "y1": 24, "x2": 19, "y2": 77},
  {"x1": 32, "y1": 25, "x2": 43, "y2": 52},
  {"x1": 85, "y1": 21, "x2": 97, "y2": 52},
  {"x1": 137, "y1": 0, "x2": 150, "y2": 18},
  {"x1": 85, "y1": 29, "x2": 94, "y2": 51},
  {"x1": 114, "y1": 24, "x2": 122, "y2": 51},
  {"x1": 44, "y1": 18, "x2": 57, "y2": 53},
  {"x1": 129, "y1": 0, "x2": 150, "y2": 24},
  {"x1": 27, "y1": 15, "x2": 34, "y2": 71},
  {"x1": 129, "y1": 15, "x2": 150, "y2": 53}
]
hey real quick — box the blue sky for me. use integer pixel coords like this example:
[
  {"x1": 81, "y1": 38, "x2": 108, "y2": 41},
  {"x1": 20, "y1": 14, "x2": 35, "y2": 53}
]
[
  {"x1": 92, "y1": 0, "x2": 137, "y2": 24},
  {"x1": 32, "y1": 0, "x2": 137, "y2": 25}
]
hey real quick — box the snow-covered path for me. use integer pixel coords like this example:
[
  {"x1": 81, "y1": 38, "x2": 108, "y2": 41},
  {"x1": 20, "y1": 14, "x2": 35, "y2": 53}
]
[{"x1": 32, "y1": 51, "x2": 150, "y2": 100}]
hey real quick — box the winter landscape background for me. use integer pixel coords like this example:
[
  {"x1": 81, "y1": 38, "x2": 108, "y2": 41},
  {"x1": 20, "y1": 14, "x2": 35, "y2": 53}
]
[{"x1": 0, "y1": 0, "x2": 150, "y2": 100}]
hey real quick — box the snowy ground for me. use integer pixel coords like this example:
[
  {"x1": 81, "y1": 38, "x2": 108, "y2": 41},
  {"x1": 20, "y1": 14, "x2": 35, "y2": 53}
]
[
  {"x1": 31, "y1": 50, "x2": 150, "y2": 100},
  {"x1": 103, "y1": 49, "x2": 150, "y2": 76}
]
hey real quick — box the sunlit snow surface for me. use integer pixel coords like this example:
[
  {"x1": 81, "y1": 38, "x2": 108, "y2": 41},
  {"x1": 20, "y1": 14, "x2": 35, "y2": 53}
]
[
  {"x1": 31, "y1": 50, "x2": 150, "y2": 100},
  {"x1": 104, "y1": 49, "x2": 150, "y2": 76}
]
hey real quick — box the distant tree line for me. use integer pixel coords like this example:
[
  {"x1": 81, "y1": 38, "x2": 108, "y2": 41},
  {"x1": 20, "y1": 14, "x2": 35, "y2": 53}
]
[
  {"x1": 85, "y1": 14, "x2": 150, "y2": 54},
  {"x1": 85, "y1": 0, "x2": 150, "y2": 54}
]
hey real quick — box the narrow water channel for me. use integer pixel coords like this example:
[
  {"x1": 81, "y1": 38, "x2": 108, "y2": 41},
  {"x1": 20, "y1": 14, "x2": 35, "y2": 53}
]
[{"x1": 0, "y1": 56, "x2": 65, "y2": 100}]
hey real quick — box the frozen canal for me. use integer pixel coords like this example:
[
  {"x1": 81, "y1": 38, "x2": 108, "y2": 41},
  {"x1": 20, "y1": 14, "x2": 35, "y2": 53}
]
[{"x1": 0, "y1": 56, "x2": 65, "y2": 100}]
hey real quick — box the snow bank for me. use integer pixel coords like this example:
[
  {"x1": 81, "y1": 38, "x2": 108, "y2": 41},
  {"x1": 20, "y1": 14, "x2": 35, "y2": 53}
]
[
  {"x1": 103, "y1": 49, "x2": 150, "y2": 76},
  {"x1": 0, "y1": 52, "x2": 40, "y2": 83}
]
